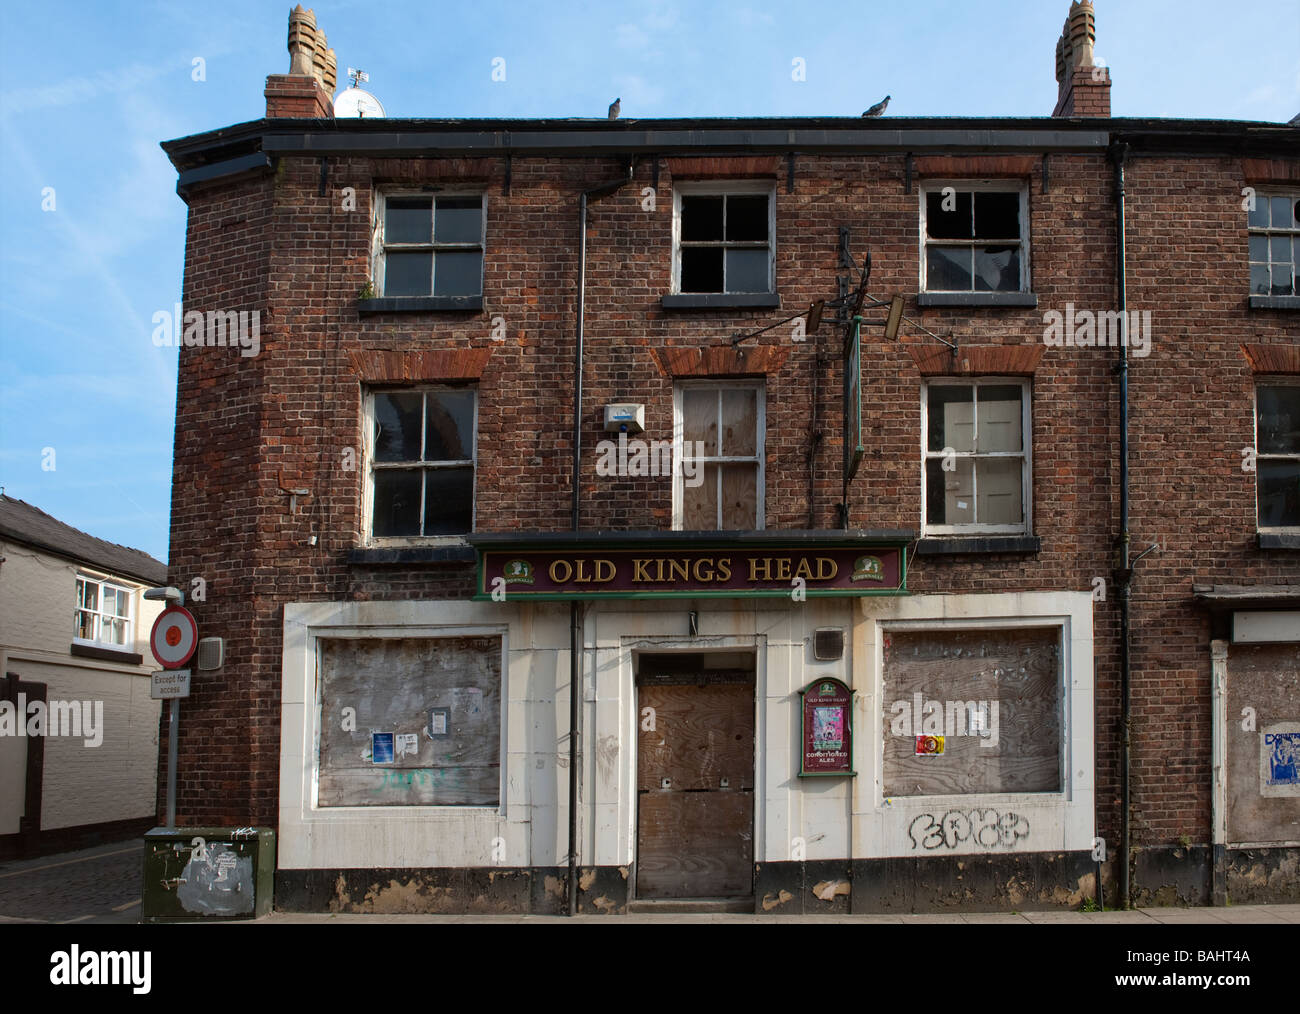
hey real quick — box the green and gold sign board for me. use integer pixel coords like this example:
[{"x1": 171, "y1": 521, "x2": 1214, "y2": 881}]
[{"x1": 471, "y1": 533, "x2": 910, "y2": 601}]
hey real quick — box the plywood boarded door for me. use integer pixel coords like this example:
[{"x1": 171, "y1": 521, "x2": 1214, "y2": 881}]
[{"x1": 637, "y1": 672, "x2": 754, "y2": 898}]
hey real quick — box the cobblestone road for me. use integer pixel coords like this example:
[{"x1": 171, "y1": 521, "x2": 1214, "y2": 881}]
[{"x1": 0, "y1": 839, "x2": 143, "y2": 924}]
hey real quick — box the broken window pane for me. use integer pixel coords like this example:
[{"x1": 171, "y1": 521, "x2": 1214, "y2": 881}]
[
  {"x1": 425, "y1": 390, "x2": 475, "y2": 461},
  {"x1": 681, "y1": 196, "x2": 724, "y2": 241},
  {"x1": 726, "y1": 195, "x2": 768, "y2": 242},
  {"x1": 681, "y1": 247, "x2": 724, "y2": 292},
  {"x1": 424, "y1": 467, "x2": 474, "y2": 534},
  {"x1": 386, "y1": 197, "x2": 432, "y2": 244},
  {"x1": 434, "y1": 197, "x2": 482, "y2": 244},
  {"x1": 974, "y1": 246, "x2": 1020, "y2": 291},
  {"x1": 374, "y1": 392, "x2": 424, "y2": 461},
  {"x1": 1273, "y1": 263, "x2": 1294, "y2": 297},
  {"x1": 725, "y1": 248, "x2": 769, "y2": 292},
  {"x1": 974, "y1": 192, "x2": 1021, "y2": 239},
  {"x1": 927, "y1": 246, "x2": 972, "y2": 291},
  {"x1": 926, "y1": 190, "x2": 972, "y2": 239},
  {"x1": 1251, "y1": 264, "x2": 1272, "y2": 295},
  {"x1": 433, "y1": 250, "x2": 482, "y2": 297},
  {"x1": 373, "y1": 469, "x2": 422, "y2": 536},
  {"x1": 385, "y1": 251, "x2": 432, "y2": 297}
]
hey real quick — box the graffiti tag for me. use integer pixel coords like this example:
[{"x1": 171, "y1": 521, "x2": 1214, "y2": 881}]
[{"x1": 907, "y1": 809, "x2": 1030, "y2": 850}]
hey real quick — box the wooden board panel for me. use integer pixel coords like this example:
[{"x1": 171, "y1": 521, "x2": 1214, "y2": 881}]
[
  {"x1": 1226, "y1": 643, "x2": 1300, "y2": 845},
  {"x1": 636, "y1": 790, "x2": 753, "y2": 898},
  {"x1": 881, "y1": 627, "x2": 1061, "y2": 796},
  {"x1": 637, "y1": 683, "x2": 754, "y2": 791},
  {"x1": 318, "y1": 636, "x2": 501, "y2": 807}
]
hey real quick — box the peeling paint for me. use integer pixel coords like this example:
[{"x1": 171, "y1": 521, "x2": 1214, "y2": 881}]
[
  {"x1": 813, "y1": 879, "x2": 850, "y2": 901},
  {"x1": 578, "y1": 869, "x2": 597, "y2": 891},
  {"x1": 761, "y1": 889, "x2": 793, "y2": 911},
  {"x1": 592, "y1": 895, "x2": 616, "y2": 913},
  {"x1": 618, "y1": 866, "x2": 629, "y2": 880}
]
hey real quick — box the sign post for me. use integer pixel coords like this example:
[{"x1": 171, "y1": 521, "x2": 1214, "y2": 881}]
[{"x1": 150, "y1": 604, "x2": 198, "y2": 829}]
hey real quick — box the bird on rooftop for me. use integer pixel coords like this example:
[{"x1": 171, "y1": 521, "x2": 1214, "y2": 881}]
[
  {"x1": 608, "y1": 97, "x2": 621, "y2": 119},
  {"x1": 862, "y1": 95, "x2": 890, "y2": 117}
]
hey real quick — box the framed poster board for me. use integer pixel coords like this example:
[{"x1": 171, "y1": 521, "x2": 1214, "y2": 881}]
[{"x1": 799, "y1": 677, "x2": 855, "y2": 777}]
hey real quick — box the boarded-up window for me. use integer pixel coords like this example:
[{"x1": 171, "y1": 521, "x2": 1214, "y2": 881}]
[
  {"x1": 317, "y1": 636, "x2": 501, "y2": 807},
  {"x1": 882, "y1": 627, "x2": 1061, "y2": 796}
]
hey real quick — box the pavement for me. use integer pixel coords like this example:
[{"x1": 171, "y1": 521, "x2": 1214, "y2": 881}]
[{"x1": 2, "y1": 837, "x2": 1298, "y2": 924}]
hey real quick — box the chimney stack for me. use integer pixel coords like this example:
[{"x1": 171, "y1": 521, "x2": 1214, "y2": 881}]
[
  {"x1": 265, "y1": 5, "x2": 337, "y2": 119},
  {"x1": 1052, "y1": 1, "x2": 1111, "y2": 117}
]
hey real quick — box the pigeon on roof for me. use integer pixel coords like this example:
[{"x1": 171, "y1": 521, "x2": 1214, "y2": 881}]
[
  {"x1": 608, "y1": 97, "x2": 621, "y2": 120},
  {"x1": 862, "y1": 95, "x2": 890, "y2": 117}
]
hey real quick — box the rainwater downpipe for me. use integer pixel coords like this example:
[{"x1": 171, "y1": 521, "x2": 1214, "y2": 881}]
[
  {"x1": 1112, "y1": 140, "x2": 1133, "y2": 909},
  {"x1": 569, "y1": 162, "x2": 633, "y2": 917}
]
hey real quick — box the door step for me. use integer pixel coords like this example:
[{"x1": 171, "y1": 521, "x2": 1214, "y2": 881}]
[{"x1": 626, "y1": 898, "x2": 753, "y2": 914}]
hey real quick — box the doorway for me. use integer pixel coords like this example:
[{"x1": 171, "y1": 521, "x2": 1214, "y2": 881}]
[{"x1": 635, "y1": 652, "x2": 755, "y2": 899}]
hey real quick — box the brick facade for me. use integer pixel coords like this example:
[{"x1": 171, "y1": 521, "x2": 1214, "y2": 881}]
[{"x1": 157, "y1": 7, "x2": 1298, "y2": 908}]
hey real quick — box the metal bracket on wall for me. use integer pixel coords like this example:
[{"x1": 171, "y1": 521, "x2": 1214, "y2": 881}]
[
  {"x1": 651, "y1": 156, "x2": 660, "y2": 192},
  {"x1": 838, "y1": 226, "x2": 854, "y2": 269}
]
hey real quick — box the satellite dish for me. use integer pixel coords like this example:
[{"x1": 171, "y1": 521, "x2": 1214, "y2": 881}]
[
  {"x1": 334, "y1": 69, "x2": 385, "y2": 118},
  {"x1": 334, "y1": 86, "x2": 386, "y2": 118}
]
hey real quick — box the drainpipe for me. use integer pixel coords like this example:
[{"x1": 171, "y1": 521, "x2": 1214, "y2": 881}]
[
  {"x1": 568, "y1": 162, "x2": 633, "y2": 917},
  {"x1": 1111, "y1": 139, "x2": 1132, "y2": 909}
]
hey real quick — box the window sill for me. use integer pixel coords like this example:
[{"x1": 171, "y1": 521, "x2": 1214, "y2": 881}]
[
  {"x1": 348, "y1": 546, "x2": 477, "y2": 565},
  {"x1": 916, "y1": 292, "x2": 1038, "y2": 308},
  {"x1": 662, "y1": 293, "x2": 781, "y2": 310},
  {"x1": 1248, "y1": 295, "x2": 1300, "y2": 311},
  {"x1": 915, "y1": 536, "x2": 1041, "y2": 555},
  {"x1": 357, "y1": 296, "x2": 484, "y2": 314},
  {"x1": 69, "y1": 642, "x2": 144, "y2": 665},
  {"x1": 1258, "y1": 532, "x2": 1300, "y2": 549}
]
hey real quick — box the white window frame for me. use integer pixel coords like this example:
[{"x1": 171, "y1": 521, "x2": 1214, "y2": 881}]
[
  {"x1": 73, "y1": 573, "x2": 134, "y2": 649},
  {"x1": 362, "y1": 385, "x2": 478, "y2": 545},
  {"x1": 918, "y1": 180, "x2": 1031, "y2": 294},
  {"x1": 371, "y1": 190, "x2": 487, "y2": 298},
  {"x1": 1254, "y1": 377, "x2": 1300, "y2": 533},
  {"x1": 921, "y1": 377, "x2": 1032, "y2": 537},
  {"x1": 1247, "y1": 189, "x2": 1299, "y2": 297},
  {"x1": 672, "y1": 380, "x2": 766, "y2": 531},
  {"x1": 671, "y1": 181, "x2": 777, "y2": 295}
]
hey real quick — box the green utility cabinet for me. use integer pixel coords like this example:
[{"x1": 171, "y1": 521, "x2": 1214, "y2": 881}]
[{"x1": 141, "y1": 826, "x2": 275, "y2": 922}]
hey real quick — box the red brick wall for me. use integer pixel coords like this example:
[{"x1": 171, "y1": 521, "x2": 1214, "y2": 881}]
[{"x1": 162, "y1": 148, "x2": 1298, "y2": 864}]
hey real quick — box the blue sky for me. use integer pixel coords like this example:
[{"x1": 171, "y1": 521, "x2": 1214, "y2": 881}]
[{"x1": 1, "y1": 0, "x2": 1296, "y2": 564}]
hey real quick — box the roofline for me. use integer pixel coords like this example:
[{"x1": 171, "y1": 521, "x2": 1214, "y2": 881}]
[
  {"x1": 0, "y1": 528, "x2": 168, "y2": 587},
  {"x1": 160, "y1": 115, "x2": 1298, "y2": 172}
]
